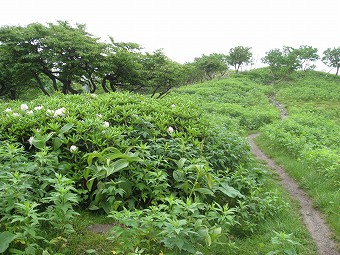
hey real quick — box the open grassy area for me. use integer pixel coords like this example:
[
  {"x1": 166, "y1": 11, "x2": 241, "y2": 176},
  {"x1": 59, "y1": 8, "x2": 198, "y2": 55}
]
[{"x1": 258, "y1": 71, "x2": 340, "y2": 244}]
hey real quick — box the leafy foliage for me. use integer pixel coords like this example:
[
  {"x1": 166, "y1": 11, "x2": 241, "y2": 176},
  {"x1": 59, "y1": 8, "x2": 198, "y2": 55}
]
[
  {"x1": 0, "y1": 83, "x2": 284, "y2": 253},
  {"x1": 322, "y1": 47, "x2": 340, "y2": 75},
  {"x1": 193, "y1": 53, "x2": 228, "y2": 80},
  {"x1": 226, "y1": 46, "x2": 253, "y2": 73},
  {"x1": 261, "y1": 46, "x2": 319, "y2": 80}
]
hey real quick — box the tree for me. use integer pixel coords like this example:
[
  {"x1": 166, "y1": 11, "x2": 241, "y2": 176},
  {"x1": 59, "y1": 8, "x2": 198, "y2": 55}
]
[
  {"x1": 0, "y1": 22, "x2": 106, "y2": 96},
  {"x1": 322, "y1": 47, "x2": 340, "y2": 75},
  {"x1": 295, "y1": 45, "x2": 319, "y2": 71},
  {"x1": 226, "y1": 46, "x2": 253, "y2": 73},
  {"x1": 193, "y1": 53, "x2": 228, "y2": 80},
  {"x1": 0, "y1": 24, "x2": 51, "y2": 98},
  {"x1": 100, "y1": 38, "x2": 144, "y2": 93},
  {"x1": 39, "y1": 21, "x2": 106, "y2": 94},
  {"x1": 141, "y1": 49, "x2": 183, "y2": 98},
  {"x1": 261, "y1": 46, "x2": 300, "y2": 80}
]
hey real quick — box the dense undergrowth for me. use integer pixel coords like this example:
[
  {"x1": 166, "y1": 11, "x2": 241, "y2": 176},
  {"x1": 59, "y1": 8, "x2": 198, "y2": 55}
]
[
  {"x1": 1, "y1": 70, "x2": 335, "y2": 254},
  {"x1": 0, "y1": 81, "x2": 284, "y2": 255}
]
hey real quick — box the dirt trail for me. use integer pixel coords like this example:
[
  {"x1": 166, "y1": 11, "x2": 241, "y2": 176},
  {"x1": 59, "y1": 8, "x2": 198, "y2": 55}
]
[
  {"x1": 248, "y1": 97, "x2": 339, "y2": 255},
  {"x1": 269, "y1": 95, "x2": 289, "y2": 120}
]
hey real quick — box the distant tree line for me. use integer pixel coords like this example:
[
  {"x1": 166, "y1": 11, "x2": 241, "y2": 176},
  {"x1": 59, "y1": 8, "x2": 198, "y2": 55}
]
[
  {"x1": 0, "y1": 21, "x2": 339, "y2": 99},
  {"x1": 262, "y1": 45, "x2": 340, "y2": 80}
]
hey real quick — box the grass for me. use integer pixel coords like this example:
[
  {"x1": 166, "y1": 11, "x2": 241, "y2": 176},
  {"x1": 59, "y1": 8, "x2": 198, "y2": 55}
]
[
  {"x1": 255, "y1": 134, "x2": 340, "y2": 246},
  {"x1": 265, "y1": 71, "x2": 340, "y2": 245},
  {"x1": 234, "y1": 159, "x2": 317, "y2": 255}
]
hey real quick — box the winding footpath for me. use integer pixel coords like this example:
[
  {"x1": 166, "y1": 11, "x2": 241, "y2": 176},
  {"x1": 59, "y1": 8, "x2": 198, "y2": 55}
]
[{"x1": 248, "y1": 97, "x2": 339, "y2": 255}]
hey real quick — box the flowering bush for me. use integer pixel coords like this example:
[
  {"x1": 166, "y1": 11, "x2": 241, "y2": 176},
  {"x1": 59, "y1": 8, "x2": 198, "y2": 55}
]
[{"x1": 0, "y1": 90, "x2": 282, "y2": 254}]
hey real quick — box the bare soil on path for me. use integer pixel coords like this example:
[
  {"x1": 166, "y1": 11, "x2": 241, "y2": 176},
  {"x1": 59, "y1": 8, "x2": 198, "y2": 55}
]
[{"x1": 248, "y1": 97, "x2": 339, "y2": 255}]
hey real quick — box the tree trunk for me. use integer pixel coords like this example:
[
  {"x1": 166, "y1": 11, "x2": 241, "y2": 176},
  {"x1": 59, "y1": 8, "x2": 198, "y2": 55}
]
[
  {"x1": 33, "y1": 72, "x2": 50, "y2": 96},
  {"x1": 101, "y1": 74, "x2": 116, "y2": 92},
  {"x1": 109, "y1": 79, "x2": 116, "y2": 92},
  {"x1": 151, "y1": 84, "x2": 161, "y2": 98},
  {"x1": 336, "y1": 66, "x2": 339, "y2": 76},
  {"x1": 156, "y1": 86, "x2": 172, "y2": 99},
  {"x1": 101, "y1": 76, "x2": 110, "y2": 93},
  {"x1": 61, "y1": 80, "x2": 79, "y2": 94},
  {"x1": 41, "y1": 69, "x2": 58, "y2": 91},
  {"x1": 9, "y1": 89, "x2": 17, "y2": 100},
  {"x1": 51, "y1": 76, "x2": 58, "y2": 91},
  {"x1": 88, "y1": 76, "x2": 97, "y2": 93}
]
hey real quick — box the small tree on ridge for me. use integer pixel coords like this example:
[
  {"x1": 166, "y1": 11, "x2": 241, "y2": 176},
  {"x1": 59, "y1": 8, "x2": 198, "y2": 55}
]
[
  {"x1": 322, "y1": 47, "x2": 340, "y2": 75},
  {"x1": 226, "y1": 46, "x2": 253, "y2": 73}
]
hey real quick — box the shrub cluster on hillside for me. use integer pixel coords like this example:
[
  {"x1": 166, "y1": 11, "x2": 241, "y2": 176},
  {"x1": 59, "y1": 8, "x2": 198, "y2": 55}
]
[{"x1": 0, "y1": 91, "x2": 284, "y2": 254}]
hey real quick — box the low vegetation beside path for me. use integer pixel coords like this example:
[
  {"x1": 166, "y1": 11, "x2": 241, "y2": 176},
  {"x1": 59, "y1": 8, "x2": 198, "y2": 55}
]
[
  {"x1": 0, "y1": 70, "x2": 335, "y2": 254},
  {"x1": 258, "y1": 71, "x2": 340, "y2": 243}
]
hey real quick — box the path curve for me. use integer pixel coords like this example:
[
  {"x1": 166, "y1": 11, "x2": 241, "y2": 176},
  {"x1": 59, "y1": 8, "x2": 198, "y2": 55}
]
[{"x1": 248, "y1": 96, "x2": 339, "y2": 255}]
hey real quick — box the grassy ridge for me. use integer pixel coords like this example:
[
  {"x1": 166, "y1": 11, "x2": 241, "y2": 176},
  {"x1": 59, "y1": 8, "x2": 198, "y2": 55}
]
[
  {"x1": 258, "y1": 71, "x2": 340, "y2": 243},
  {"x1": 173, "y1": 75, "x2": 279, "y2": 131}
]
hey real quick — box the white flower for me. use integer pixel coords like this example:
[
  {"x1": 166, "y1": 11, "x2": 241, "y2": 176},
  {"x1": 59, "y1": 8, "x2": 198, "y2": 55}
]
[
  {"x1": 27, "y1": 110, "x2": 34, "y2": 115},
  {"x1": 171, "y1": 104, "x2": 176, "y2": 108},
  {"x1": 53, "y1": 107, "x2": 66, "y2": 118},
  {"x1": 90, "y1": 93, "x2": 97, "y2": 97},
  {"x1": 13, "y1": 112, "x2": 20, "y2": 117},
  {"x1": 5, "y1": 108, "x2": 12, "y2": 112},
  {"x1": 70, "y1": 145, "x2": 78, "y2": 153},
  {"x1": 20, "y1": 104, "x2": 29, "y2": 111},
  {"x1": 102, "y1": 121, "x2": 110, "y2": 128},
  {"x1": 28, "y1": 136, "x2": 34, "y2": 146},
  {"x1": 34, "y1": 105, "x2": 44, "y2": 111},
  {"x1": 167, "y1": 126, "x2": 174, "y2": 134},
  {"x1": 96, "y1": 114, "x2": 103, "y2": 118},
  {"x1": 46, "y1": 109, "x2": 55, "y2": 116}
]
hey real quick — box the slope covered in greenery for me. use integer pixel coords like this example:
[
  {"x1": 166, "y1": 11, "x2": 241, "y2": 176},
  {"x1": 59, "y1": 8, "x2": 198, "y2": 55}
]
[
  {"x1": 1, "y1": 70, "x2": 335, "y2": 254},
  {"x1": 258, "y1": 71, "x2": 340, "y2": 241}
]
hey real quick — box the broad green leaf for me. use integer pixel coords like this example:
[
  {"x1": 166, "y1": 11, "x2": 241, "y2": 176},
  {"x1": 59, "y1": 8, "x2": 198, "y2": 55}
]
[
  {"x1": 198, "y1": 228, "x2": 211, "y2": 246},
  {"x1": 59, "y1": 123, "x2": 74, "y2": 134},
  {"x1": 183, "y1": 180, "x2": 190, "y2": 194},
  {"x1": 52, "y1": 137, "x2": 63, "y2": 151},
  {"x1": 218, "y1": 182, "x2": 243, "y2": 198},
  {"x1": 177, "y1": 158, "x2": 187, "y2": 169},
  {"x1": 83, "y1": 167, "x2": 91, "y2": 180},
  {"x1": 0, "y1": 231, "x2": 15, "y2": 253},
  {"x1": 109, "y1": 159, "x2": 129, "y2": 174},
  {"x1": 194, "y1": 187, "x2": 214, "y2": 196},
  {"x1": 86, "y1": 179, "x2": 94, "y2": 191},
  {"x1": 175, "y1": 238, "x2": 185, "y2": 250},
  {"x1": 210, "y1": 227, "x2": 222, "y2": 241},
  {"x1": 206, "y1": 173, "x2": 214, "y2": 189},
  {"x1": 173, "y1": 170, "x2": 185, "y2": 182},
  {"x1": 195, "y1": 219, "x2": 203, "y2": 229},
  {"x1": 86, "y1": 152, "x2": 102, "y2": 165}
]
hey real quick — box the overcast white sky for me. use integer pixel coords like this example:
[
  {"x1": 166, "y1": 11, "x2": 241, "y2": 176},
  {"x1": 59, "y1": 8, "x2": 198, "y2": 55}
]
[{"x1": 1, "y1": 0, "x2": 339, "y2": 71}]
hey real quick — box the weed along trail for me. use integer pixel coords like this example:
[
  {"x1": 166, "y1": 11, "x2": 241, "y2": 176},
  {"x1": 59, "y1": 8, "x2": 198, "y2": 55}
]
[{"x1": 248, "y1": 97, "x2": 339, "y2": 255}]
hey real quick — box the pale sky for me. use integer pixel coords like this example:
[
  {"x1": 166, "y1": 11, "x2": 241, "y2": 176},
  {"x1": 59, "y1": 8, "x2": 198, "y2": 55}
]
[{"x1": 1, "y1": 0, "x2": 339, "y2": 71}]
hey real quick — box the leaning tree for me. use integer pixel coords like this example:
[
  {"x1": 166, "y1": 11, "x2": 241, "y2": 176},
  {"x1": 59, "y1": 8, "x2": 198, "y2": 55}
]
[{"x1": 322, "y1": 47, "x2": 340, "y2": 75}]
